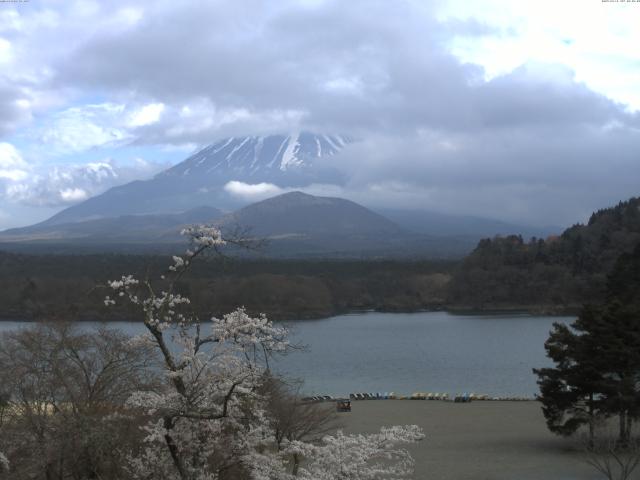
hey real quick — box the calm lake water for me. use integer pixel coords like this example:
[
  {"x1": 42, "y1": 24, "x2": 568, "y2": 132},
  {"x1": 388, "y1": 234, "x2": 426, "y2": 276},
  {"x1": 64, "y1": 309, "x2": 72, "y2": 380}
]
[{"x1": 0, "y1": 312, "x2": 572, "y2": 397}]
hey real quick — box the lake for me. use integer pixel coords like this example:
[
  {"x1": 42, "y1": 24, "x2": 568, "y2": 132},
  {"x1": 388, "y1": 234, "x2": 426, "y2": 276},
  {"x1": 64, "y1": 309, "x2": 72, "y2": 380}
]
[{"x1": 0, "y1": 312, "x2": 572, "y2": 398}]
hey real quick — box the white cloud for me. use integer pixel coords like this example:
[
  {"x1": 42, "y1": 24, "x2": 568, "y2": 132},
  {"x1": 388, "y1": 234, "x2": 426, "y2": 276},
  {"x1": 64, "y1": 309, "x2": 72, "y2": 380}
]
[
  {"x1": 224, "y1": 181, "x2": 284, "y2": 200},
  {"x1": 115, "y1": 6, "x2": 144, "y2": 27},
  {"x1": 438, "y1": 0, "x2": 640, "y2": 110},
  {"x1": 224, "y1": 180, "x2": 347, "y2": 203},
  {"x1": 128, "y1": 102, "x2": 164, "y2": 127},
  {"x1": 36, "y1": 101, "x2": 171, "y2": 155},
  {"x1": 6, "y1": 162, "x2": 117, "y2": 206},
  {"x1": 0, "y1": 10, "x2": 22, "y2": 33},
  {"x1": 0, "y1": 37, "x2": 11, "y2": 64},
  {"x1": 59, "y1": 187, "x2": 88, "y2": 202},
  {"x1": 0, "y1": 170, "x2": 28, "y2": 182},
  {"x1": 3, "y1": 158, "x2": 168, "y2": 207},
  {"x1": 154, "y1": 100, "x2": 305, "y2": 143},
  {"x1": 0, "y1": 142, "x2": 26, "y2": 166},
  {"x1": 0, "y1": 142, "x2": 28, "y2": 181},
  {"x1": 39, "y1": 103, "x2": 129, "y2": 154}
]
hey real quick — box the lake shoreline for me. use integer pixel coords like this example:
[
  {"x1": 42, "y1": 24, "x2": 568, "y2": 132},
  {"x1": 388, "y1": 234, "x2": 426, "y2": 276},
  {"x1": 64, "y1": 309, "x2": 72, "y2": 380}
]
[{"x1": 0, "y1": 304, "x2": 579, "y2": 323}]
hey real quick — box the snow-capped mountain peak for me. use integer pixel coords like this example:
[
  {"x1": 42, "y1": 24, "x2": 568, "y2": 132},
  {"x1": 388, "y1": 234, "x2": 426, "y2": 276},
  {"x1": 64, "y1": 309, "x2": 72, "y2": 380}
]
[{"x1": 161, "y1": 132, "x2": 350, "y2": 180}]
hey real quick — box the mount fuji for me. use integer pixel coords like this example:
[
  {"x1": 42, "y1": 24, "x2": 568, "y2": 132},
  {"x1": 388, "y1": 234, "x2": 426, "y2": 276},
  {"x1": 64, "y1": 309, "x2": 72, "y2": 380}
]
[
  {"x1": 38, "y1": 132, "x2": 351, "y2": 226},
  {"x1": 0, "y1": 131, "x2": 560, "y2": 257}
]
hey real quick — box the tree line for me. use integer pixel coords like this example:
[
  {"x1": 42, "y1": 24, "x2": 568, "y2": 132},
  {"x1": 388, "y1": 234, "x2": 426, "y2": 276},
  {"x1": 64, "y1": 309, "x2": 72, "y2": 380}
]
[
  {"x1": 449, "y1": 197, "x2": 640, "y2": 311},
  {"x1": 0, "y1": 253, "x2": 454, "y2": 321}
]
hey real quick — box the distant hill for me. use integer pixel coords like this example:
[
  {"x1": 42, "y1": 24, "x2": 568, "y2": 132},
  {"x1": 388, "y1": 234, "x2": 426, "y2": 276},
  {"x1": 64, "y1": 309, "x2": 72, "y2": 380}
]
[
  {"x1": 449, "y1": 197, "x2": 640, "y2": 312},
  {"x1": 0, "y1": 192, "x2": 479, "y2": 258},
  {"x1": 0, "y1": 207, "x2": 223, "y2": 244},
  {"x1": 214, "y1": 191, "x2": 428, "y2": 257},
  {"x1": 0, "y1": 191, "x2": 405, "y2": 248},
  {"x1": 376, "y1": 208, "x2": 560, "y2": 238},
  {"x1": 219, "y1": 191, "x2": 403, "y2": 238}
]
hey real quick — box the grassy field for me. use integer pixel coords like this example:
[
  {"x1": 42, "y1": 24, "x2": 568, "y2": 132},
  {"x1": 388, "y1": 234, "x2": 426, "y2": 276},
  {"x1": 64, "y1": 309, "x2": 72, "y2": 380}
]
[{"x1": 340, "y1": 400, "x2": 602, "y2": 480}]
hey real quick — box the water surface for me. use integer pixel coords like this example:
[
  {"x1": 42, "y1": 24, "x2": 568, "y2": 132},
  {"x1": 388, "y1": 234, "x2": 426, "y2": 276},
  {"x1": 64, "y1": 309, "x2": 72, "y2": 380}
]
[{"x1": 0, "y1": 312, "x2": 572, "y2": 397}]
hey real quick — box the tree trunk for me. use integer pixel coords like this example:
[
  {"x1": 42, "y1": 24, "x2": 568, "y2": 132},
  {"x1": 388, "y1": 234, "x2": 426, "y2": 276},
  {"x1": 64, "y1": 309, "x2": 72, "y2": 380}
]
[
  {"x1": 45, "y1": 463, "x2": 55, "y2": 480},
  {"x1": 588, "y1": 393, "x2": 595, "y2": 448},
  {"x1": 292, "y1": 453, "x2": 300, "y2": 476},
  {"x1": 163, "y1": 416, "x2": 188, "y2": 480},
  {"x1": 619, "y1": 410, "x2": 630, "y2": 446}
]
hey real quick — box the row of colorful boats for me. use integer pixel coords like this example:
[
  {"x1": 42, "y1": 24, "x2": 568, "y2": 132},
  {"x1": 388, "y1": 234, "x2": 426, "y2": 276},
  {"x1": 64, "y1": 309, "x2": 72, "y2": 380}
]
[{"x1": 302, "y1": 393, "x2": 534, "y2": 402}]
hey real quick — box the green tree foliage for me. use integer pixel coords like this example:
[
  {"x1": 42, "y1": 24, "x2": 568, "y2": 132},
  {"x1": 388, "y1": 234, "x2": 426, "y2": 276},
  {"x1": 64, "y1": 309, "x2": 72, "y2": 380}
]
[
  {"x1": 534, "y1": 308, "x2": 609, "y2": 444},
  {"x1": 450, "y1": 197, "x2": 640, "y2": 311},
  {"x1": 534, "y1": 243, "x2": 640, "y2": 444}
]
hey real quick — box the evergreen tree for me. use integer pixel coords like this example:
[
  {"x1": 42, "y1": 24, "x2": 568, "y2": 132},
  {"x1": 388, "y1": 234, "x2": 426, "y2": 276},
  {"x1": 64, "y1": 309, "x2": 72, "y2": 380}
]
[
  {"x1": 594, "y1": 244, "x2": 640, "y2": 444},
  {"x1": 534, "y1": 315, "x2": 606, "y2": 445},
  {"x1": 535, "y1": 244, "x2": 640, "y2": 444}
]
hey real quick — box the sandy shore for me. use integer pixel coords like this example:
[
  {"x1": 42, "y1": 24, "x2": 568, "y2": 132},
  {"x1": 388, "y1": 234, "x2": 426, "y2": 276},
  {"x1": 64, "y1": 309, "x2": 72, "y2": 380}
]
[{"x1": 338, "y1": 400, "x2": 601, "y2": 480}]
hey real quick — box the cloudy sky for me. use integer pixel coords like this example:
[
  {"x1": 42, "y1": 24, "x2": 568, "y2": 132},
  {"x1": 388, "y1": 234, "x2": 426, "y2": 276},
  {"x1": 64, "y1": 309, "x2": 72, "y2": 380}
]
[{"x1": 0, "y1": 0, "x2": 639, "y2": 229}]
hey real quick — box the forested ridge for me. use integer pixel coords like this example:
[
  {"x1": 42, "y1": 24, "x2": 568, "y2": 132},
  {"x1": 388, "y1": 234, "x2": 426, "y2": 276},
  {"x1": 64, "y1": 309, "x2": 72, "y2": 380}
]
[
  {"x1": 448, "y1": 197, "x2": 640, "y2": 312},
  {"x1": 0, "y1": 254, "x2": 453, "y2": 321}
]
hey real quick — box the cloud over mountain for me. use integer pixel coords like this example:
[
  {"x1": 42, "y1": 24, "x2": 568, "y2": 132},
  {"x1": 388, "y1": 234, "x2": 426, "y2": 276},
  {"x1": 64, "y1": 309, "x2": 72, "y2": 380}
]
[
  {"x1": 2, "y1": 156, "x2": 167, "y2": 208},
  {"x1": 224, "y1": 181, "x2": 284, "y2": 201},
  {"x1": 0, "y1": 0, "x2": 639, "y2": 227}
]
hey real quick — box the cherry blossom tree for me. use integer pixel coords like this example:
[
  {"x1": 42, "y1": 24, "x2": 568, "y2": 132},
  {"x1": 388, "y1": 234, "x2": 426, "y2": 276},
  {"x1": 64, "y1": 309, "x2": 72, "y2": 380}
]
[
  {"x1": 288, "y1": 425, "x2": 424, "y2": 480},
  {"x1": 106, "y1": 224, "x2": 424, "y2": 480}
]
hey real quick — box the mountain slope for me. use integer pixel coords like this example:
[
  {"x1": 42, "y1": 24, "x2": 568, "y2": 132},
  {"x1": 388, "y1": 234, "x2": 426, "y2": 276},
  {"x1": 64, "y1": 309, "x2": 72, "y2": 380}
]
[
  {"x1": 214, "y1": 191, "x2": 454, "y2": 258},
  {"x1": 218, "y1": 191, "x2": 402, "y2": 238},
  {"x1": 39, "y1": 132, "x2": 350, "y2": 226},
  {"x1": 0, "y1": 207, "x2": 223, "y2": 243}
]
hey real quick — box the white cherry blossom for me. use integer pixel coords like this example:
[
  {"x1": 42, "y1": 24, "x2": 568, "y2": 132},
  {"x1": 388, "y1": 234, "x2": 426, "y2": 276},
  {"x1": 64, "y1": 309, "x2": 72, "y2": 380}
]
[{"x1": 104, "y1": 224, "x2": 422, "y2": 480}]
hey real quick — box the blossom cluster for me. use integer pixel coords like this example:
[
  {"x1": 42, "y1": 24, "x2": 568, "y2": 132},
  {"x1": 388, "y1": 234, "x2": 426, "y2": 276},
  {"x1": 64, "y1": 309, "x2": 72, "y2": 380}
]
[
  {"x1": 108, "y1": 274, "x2": 139, "y2": 289},
  {"x1": 211, "y1": 308, "x2": 289, "y2": 352},
  {"x1": 0, "y1": 452, "x2": 9, "y2": 473},
  {"x1": 105, "y1": 273, "x2": 193, "y2": 329},
  {"x1": 181, "y1": 225, "x2": 226, "y2": 247},
  {"x1": 287, "y1": 425, "x2": 424, "y2": 480}
]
